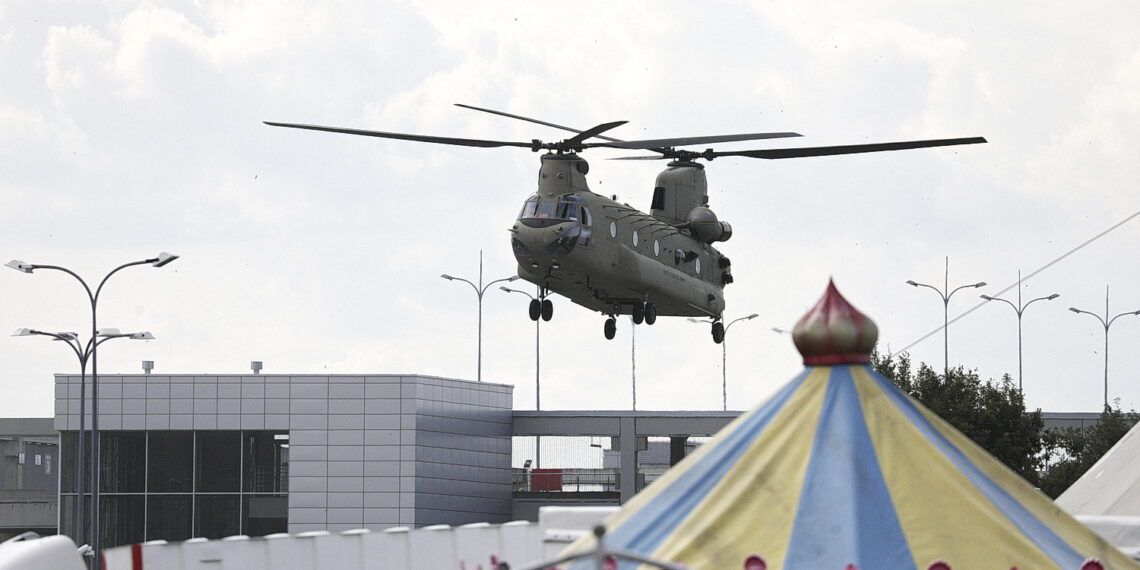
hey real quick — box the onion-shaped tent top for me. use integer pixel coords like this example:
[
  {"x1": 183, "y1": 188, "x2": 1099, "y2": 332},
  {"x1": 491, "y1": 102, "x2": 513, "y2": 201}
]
[{"x1": 559, "y1": 280, "x2": 1136, "y2": 570}]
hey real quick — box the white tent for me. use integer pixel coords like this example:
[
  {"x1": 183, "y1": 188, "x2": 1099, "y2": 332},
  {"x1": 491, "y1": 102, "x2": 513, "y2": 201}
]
[{"x1": 1057, "y1": 420, "x2": 1140, "y2": 559}]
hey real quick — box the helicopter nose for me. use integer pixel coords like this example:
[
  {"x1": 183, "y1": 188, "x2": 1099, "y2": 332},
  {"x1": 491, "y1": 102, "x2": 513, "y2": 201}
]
[{"x1": 511, "y1": 223, "x2": 578, "y2": 264}]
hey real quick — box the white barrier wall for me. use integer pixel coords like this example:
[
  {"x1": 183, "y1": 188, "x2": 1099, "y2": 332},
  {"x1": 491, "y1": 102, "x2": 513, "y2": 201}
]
[{"x1": 102, "y1": 507, "x2": 617, "y2": 570}]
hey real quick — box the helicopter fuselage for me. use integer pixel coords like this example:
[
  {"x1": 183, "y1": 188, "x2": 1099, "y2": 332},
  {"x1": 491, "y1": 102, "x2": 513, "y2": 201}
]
[{"x1": 510, "y1": 153, "x2": 730, "y2": 319}]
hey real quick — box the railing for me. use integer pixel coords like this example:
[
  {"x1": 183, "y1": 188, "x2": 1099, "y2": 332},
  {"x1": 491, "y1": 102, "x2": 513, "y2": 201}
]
[{"x1": 512, "y1": 468, "x2": 619, "y2": 493}]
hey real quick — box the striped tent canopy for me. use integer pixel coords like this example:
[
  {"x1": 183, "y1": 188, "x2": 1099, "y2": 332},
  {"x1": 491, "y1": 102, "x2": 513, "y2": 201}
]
[{"x1": 564, "y1": 281, "x2": 1136, "y2": 570}]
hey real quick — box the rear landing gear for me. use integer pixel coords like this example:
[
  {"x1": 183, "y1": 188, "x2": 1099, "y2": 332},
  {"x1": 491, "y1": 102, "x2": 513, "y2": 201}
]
[
  {"x1": 631, "y1": 302, "x2": 645, "y2": 325},
  {"x1": 644, "y1": 302, "x2": 657, "y2": 325}
]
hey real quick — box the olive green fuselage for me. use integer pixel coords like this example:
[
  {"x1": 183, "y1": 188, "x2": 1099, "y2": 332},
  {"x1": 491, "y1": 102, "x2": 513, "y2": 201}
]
[{"x1": 510, "y1": 153, "x2": 729, "y2": 318}]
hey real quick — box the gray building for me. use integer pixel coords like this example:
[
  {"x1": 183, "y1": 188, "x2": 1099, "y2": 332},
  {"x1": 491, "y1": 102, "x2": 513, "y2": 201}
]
[
  {"x1": 53, "y1": 373, "x2": 513, "y2": 549},
  {"x1": 0, "y1": 417, "x2": 58, "y2": 540}
]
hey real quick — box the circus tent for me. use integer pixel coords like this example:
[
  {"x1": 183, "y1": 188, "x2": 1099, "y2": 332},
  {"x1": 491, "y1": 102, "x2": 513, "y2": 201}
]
[{"x1": 560, "y1": 281, "x2": 1136, "y2": 570}]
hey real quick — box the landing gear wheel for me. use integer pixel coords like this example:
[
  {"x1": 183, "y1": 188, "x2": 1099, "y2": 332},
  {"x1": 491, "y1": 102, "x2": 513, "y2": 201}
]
[
  {"x1": 541, "y1": 299, "x2": 554, "y2": 322},
  {"x1": 644, "y1": 302, "x2": 658, "y2": 325},
  {"x1": 528, "y1": 299, "x2": 541, "y2": 321},
  {"x1": 631, "y1": 302, "x2": 645, "y2": 325},
  {"x1": 712, "y1": 321, "x2": 725, "y2": 344},
  {"x1": 604, "y1": 317, "x2": 617, "y2": 340}
]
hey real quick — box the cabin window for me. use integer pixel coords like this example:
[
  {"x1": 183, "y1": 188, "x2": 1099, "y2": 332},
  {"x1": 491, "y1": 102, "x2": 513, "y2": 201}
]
[
  {"x1": 653, "y1": 240, "x2": 660, "y2": 257},
  {"x1": 695, "y1": 256, "x2": 702, "y2": 274},
  {"x1": 579, "y1": 206, "x2": 592, "y2": 246},
  {"x1": 632, "y1": 231, "x2": 639, "y2": 247},
  {"x1": 609, "y1": 220, "x2": 617, "y2": 239}
]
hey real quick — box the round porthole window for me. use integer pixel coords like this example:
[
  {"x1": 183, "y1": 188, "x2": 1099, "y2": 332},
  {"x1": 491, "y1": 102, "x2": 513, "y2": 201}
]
[
  {"x1": 632, "y1": 231, "x2": 639, "y2": 247},
  {"x1": 695, "y1": 257, "x2": 702, "y2": 274},
  {"x1": 609, "y1": 220, "x2": 617, "y2": 239},
  {"x1": 653, "y1": 240, "x2": 660, "y2": 256}
]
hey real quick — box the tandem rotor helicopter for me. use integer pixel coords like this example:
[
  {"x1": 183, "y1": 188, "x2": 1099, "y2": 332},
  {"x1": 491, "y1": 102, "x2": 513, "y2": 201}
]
[{"x1": 266, "y1": 104, "x2": 985, "y2": 343}]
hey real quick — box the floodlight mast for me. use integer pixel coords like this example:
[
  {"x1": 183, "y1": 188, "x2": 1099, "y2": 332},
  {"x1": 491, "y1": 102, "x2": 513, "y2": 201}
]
[
  {"x1": 1068, "y1": 285, "x2": 1140, "y2": 409},
  {"x1": 979, "y1": 270, "x2": 1060, "y2": 394},
  {"x1": 906, "y1": 256, "x2": 986, "y2": 375},
  {"x1": 440, "y1": 250, "x2": 518, "y2": 382},
  {"x1": 6, "y1": 253, "x2": 175, "y2": 567}
]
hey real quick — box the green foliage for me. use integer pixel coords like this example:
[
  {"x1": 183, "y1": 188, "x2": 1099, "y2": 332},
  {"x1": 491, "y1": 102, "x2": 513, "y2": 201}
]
[
  {"x1": 1038, "y1": 402, "x2": 1139, "y2": 498},
  {"x1": 870, "y1": 350, "x2": 1139, "y2": 498},
  {"x1": 870, "y1": 350, "x2": 1046, "y2": 486}
]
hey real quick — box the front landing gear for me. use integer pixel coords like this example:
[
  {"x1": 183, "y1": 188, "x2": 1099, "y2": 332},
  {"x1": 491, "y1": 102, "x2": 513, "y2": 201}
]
[
  {"x1": 712, "y1": 320, "x2": 725, "y2": 344},
  {"x1": 528, "y1": 294, "x2": 553, "y2": 322},
  {"x1": 604, "y1": 317, "x2": 617, "y2": 340}
]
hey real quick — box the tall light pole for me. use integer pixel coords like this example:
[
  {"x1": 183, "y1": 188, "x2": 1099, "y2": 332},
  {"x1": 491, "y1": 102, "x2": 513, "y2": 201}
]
[
  {"x1": 906, "y1": 256, "x2": 986, "y2": 375},
  {"x1": 500, "y1": 285, "x2": 541, "y2": 467},
  {"x1": 1069, "y1": 285, "x2": 1140, "y2": 409},
  {"x1": 690, "y1": 313, "x2": 758, "y2": 411},
  {"x1": 6, "y1": 253, "x2": 177, "y2": 565},
  {"x1": 11, "y1": 328, "x2": 154, "y2": 549},
  {"x1": 441, "y1": 250, "x2": 518, "y2": 382},
  {"x1": 980, "y1": 271, "x2": 1059, "y2": 395}
]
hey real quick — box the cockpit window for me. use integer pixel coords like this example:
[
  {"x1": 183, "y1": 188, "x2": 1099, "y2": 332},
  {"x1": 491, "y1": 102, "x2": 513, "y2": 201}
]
[{"x1": 518, "y1": 194, "x2": 588, "y2": 222}]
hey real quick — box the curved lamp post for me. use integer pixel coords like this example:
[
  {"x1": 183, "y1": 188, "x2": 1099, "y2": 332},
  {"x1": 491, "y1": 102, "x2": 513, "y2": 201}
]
[
  {"x1": 980, "y1": 271, "x2": 1059, "y2": 395},
  {"x1": 441, "y1": 251, "x2": 518, "y2": 382},
  {"x1": 1069, "y1": 285, "x2": 1140, "y2": 409},
  {"x1": 690, "y1": 313, "x2": 758, "y2": 411},
  {"x1": 6, "y1": 253, "x2": 176, "y2": 565},
  {"x1": 906, "y1": 257, "x2": 986, "y2": 375},
  {"x1": 11, "y1": 328, "x2": 154, "y2": 549},
  {"x1": 501, "y1": 285, "x2": 541, "y2": 466}
]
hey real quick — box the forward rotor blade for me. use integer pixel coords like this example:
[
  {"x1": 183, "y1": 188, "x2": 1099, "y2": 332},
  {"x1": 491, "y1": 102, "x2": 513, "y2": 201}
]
[
  {"x1": 263, "y1": 121, "x2": 536, "y2": 149},
  {"x1": 454, "y1": 103, "x2": 625, "y2": 142},
  {"x1": 566, "y1": 121, "x2": 629, "y2": 145},
  {"x1": 594, "y1": 132, "x2": 803, "y2": 150},
  {"x1": 716, "y1": 136, "x2": 987, "y2": 159}
]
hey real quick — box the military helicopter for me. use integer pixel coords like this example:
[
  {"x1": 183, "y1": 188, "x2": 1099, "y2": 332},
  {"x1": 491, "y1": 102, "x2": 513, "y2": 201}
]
[{"x1": 266, "y1": 105, "x2": 985, "y2": 343}]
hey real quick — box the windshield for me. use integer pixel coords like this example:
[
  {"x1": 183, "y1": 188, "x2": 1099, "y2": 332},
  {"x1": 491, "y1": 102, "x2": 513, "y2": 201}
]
[{"x1": 518, "y1": 194, "x2": 587, "y2": 222}]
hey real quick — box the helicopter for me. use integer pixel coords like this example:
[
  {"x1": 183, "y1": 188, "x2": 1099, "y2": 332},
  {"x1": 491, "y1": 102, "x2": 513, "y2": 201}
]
[{"x1": 265, "y1": 104, "x2": 985, "y2": 343}]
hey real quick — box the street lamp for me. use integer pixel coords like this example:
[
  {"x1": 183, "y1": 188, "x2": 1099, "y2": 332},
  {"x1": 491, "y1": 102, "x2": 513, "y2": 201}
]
[
  {"x1": 689, "y1": 313, "x2": 758, "y2": 411},
  {"x1": 906, "y1": 256, "x2": 986, "y2": 375},
  {"x1": 979, "y1": 271, "x2": 1059, "y2": 395},
  {"x1": 7, "y1": 253, "x2": 177, "y2": 565},
  {"x1": 501, "y1": 285, "x2": 542, "y2": 467},
  {"x1": 441, "y1": 250, "x2": 518, "y2": 382},
  {"x1": 1068, "y1": 285, "x2": 1140, "y2": 409},
  {"x1": 11, "y1": 327, "x2": 154, "y2": 550}
]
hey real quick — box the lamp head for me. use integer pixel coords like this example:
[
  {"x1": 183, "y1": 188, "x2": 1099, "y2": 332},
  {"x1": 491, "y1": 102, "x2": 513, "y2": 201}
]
[
  {"x1": 5, "y1": 260, "x2": 33, "y2": 274},
  {"x1": 151, "y1": 252, "x2": 179, "y2": 268},
  {"x1": 980, "y1": 295, "x2": 994, "y2": 301},
  {"x1": 1047, "y1": 294, "x2": 1060, "y2": 300},
  {"x1": 905, "y1": 280, "x2": 918, "y2": 287},
  {"x1": 746, "y1": 313, "x2": 759, "y2": 320},
  {"x1": 507, "y1": 276, "x2": 520, "y2": 282},
  {"x1": 97, "y1": 328, "x2": 123, "y2": 337},
  {"x1": 1068, "y1": 307, "x2": 1080, "y2": 313},
  {"x1": 440, "y1": 274, "x2": 454, "y2": 281},
  {"x1": 12, "y1": 328, "x2": 33, "y2": 337},
  {"x1": 974, "y1": 282, "x2": 988, "y2": 288},
  {"x1": 130, "y1": 332, "x2": 156, "y2": 340},
  {"x1": 57, "y1": 332, "x2": 79, "y2": 341}
]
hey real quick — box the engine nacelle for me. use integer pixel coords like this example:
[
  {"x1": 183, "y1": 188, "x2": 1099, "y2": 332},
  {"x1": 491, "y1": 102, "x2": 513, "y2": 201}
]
[{"x1": 685, "y1": 207, "x2": 733, "y2": 243}]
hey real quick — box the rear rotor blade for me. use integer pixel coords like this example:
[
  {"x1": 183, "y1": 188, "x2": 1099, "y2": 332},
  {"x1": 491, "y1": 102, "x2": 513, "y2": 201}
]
[
  {"x1": 567, "y1": 121, "x2": 629, "y2": 146},
  {"x1": 715, "y1": 137, "x2": 987, "y2": 159},
  {"x1": 263, "y1": 121, "x2": 537, "y2": 149}
]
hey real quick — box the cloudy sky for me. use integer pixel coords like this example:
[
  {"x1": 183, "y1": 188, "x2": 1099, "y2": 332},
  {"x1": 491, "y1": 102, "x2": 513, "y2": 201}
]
[{"x1": 3, "y1": 1, "x2": 1139, "y2": 418}]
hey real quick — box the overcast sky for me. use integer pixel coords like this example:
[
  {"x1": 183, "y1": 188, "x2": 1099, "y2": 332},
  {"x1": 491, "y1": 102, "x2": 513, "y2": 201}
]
[{"x1": 3, "y1": 1, "x2": 1140, "y2": 418}]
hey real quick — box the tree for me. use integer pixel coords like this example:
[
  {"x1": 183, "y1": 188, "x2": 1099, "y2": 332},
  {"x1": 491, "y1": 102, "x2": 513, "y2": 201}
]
[
  {"x1": 1038, "y1": 402, "x2": 1139, "y2": 498},
  {"x1": 870, "y1": 350, "x2": 1047, "y2": 485}
]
